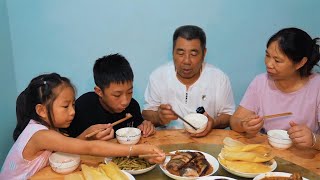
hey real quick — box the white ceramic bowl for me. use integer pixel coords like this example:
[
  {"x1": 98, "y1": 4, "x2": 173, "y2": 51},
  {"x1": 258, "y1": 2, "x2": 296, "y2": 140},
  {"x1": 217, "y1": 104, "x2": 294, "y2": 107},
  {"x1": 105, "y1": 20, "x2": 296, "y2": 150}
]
[
  {"x1": 267, "y1": 130, "x2": 293, "y2": 150},
  {"x1": 49, "y1": 152, "x2": 80, "y2": 174},
  {"x1": 116, "y1": 127, "x2": 141, "y2": 145},
  {"x1": 183, "y1": 113, "x2": 208, "y2": 134}
]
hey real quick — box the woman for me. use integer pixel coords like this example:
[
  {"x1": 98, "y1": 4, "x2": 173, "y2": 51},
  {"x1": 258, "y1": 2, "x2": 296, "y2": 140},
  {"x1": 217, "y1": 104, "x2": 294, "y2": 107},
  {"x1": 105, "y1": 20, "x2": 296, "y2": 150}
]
[{"x1": 230, "y1": 27, "x2": 320, "y2": 150}]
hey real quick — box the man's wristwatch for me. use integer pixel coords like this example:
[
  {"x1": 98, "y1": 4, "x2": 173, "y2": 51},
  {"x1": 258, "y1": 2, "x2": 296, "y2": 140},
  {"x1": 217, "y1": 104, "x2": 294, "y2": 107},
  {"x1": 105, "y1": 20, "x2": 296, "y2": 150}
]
[{"x1": 196, "y1": 106, "x2": 205, "y2": 114}]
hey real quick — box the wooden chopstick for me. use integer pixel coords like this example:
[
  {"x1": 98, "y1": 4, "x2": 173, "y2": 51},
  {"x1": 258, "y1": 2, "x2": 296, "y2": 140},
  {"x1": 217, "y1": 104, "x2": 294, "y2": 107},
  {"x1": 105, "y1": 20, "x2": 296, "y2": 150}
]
[
  {"x1": 85, "y1": 113, "x2": 133, "y2": 138},
  {"x1": 241, "y1": 112, "x2": 292, "y2": 122},
  {"x1": 171, "y1": 109, "x2": 198, "y2": 130},
  {"x1": 263, "y1": 112, "x2": 292, "y2": 119},
  {"x1": 138, "y1": 153, "x2": 176, "y2": 158}
]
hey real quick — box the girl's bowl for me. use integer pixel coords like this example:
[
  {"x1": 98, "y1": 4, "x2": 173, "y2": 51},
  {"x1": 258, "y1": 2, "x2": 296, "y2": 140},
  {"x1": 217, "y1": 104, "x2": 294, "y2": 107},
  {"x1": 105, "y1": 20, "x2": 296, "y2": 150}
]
[{"x1": 49, "y1": 152, "x2": 80, "y2": 174}]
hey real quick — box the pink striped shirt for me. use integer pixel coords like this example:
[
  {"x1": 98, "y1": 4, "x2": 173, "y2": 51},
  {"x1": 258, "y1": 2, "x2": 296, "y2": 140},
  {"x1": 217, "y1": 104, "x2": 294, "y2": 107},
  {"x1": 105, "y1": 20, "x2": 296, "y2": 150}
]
[{"x1": 0, "y1": 120, "x2": 52, "y2": 180}]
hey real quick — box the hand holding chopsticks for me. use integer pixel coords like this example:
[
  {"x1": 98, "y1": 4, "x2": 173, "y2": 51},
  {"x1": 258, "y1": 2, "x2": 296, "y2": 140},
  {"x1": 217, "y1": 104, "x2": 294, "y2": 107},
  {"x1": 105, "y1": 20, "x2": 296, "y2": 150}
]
[{"x1": 85, "y1": 113, "x2": 133, "y2": 138}]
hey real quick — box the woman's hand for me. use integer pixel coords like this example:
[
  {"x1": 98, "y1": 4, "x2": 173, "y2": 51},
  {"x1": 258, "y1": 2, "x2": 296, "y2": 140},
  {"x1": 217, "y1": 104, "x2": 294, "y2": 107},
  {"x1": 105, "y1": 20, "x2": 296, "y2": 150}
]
[
  {"x1": 288, "y1": 121, "x2": 314, "y2": 148},
  {"x1": 82, "y1": 124, "x2": 114, "y2": 141},
  {"x1": 138, "y1": 120, "x2": 156, "y2": 137},
  {"x1": 241, "y1": 115, "x2": 264, "y2": 135}
]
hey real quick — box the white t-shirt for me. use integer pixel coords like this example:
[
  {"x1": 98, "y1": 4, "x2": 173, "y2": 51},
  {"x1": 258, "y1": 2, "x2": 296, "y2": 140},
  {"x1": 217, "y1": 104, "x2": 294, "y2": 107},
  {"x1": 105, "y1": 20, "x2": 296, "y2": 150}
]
[{"x1": 144, "y1": 62, "x2": 235, "y2": 129}]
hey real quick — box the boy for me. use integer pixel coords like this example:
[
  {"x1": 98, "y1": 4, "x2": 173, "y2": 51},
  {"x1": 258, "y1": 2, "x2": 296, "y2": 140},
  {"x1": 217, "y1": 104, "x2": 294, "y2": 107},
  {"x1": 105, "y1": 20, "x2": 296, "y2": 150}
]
[{"x1": 66, "y1": 54, "x2": 155, "y2": 140}]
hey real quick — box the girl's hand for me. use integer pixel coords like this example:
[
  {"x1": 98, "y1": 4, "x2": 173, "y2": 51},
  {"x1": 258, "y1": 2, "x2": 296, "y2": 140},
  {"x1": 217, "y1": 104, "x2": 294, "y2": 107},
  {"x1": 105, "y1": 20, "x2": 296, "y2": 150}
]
[
  {"x1": 288, "y1": 121, "x2": 314, "y2": 148},
  {"x1": 241, "y1": 115, "x2": 264, "y2": 135},
  {"x1": 138, "y1": 120, "x2": 156, "y2": 137},
  {"x1": 84, "y1": 124, "x2": 114, "y2": 141},
  {"x1": 135, "y1": 144, "x2": 165, "y2": 164}
]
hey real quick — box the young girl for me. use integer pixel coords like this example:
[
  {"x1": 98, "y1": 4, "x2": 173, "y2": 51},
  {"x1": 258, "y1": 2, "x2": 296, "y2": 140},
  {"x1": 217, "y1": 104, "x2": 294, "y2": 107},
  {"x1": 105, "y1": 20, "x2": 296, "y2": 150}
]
[{"x1": 0, "y1": 73, "x2": 165, "y2": 179}]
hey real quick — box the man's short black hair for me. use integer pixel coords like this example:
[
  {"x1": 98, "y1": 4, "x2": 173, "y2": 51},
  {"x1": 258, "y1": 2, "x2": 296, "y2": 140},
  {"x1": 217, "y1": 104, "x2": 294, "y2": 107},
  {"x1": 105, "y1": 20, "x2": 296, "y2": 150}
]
[
  {"x1": 173, "y1": 25, "x2": 206, "y2": 53},
  {"x1": 93, "y1": 53, "x2": 134, "y2": 89}
]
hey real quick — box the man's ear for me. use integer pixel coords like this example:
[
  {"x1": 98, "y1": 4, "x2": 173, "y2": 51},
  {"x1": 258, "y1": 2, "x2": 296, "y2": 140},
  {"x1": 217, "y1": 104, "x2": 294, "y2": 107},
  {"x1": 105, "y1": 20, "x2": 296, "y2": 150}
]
[
  {"x1": 35, "y1": 104, "x2": 47, "y2": 119},
  {"x1": 94, "y1": 86, "x2": 103, "y2": 97}
]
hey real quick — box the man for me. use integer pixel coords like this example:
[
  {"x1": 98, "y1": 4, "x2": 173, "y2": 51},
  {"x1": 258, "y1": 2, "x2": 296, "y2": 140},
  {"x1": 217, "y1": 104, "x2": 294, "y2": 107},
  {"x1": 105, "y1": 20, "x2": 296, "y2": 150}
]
[
  {"x1": 66, "y1": 53, "x2": 155, "y2": 140},
  {"x1": 142, "y1": 25, "x2": 235, "y2": 137}
]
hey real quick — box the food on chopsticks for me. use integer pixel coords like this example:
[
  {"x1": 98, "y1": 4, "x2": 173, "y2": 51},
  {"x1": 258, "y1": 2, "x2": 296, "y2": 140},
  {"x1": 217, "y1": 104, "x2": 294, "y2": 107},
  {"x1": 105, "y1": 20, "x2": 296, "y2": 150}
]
[
  {"x1": 67, "y1": 163, "x2": 128, "y2": 180},
  {"x1": 112, "y1": 156, "x2": 154, "y2": 170},
  {"x1": 165, "y1": 151, "x2": 212, "y2": 177},
  {"x1": 219, "y1": 137, "x2": 275, "y2": 173}
]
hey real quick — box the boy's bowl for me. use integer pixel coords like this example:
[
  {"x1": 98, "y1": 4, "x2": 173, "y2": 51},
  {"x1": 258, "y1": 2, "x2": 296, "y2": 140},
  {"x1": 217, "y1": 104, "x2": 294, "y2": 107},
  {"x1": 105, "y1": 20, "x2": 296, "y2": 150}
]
[
  {"x1": 49, "y1": 152, "x2": 80, "y2": 174},
  {"x1": 116, "y1": 127, "x2": 141, "y2": 145},
  {"x1": 267, "y1": 129, "x2": 293, "y2": 150},
  {"x1": 183, "y1": 113, "x2": 208, "y2": 134}
]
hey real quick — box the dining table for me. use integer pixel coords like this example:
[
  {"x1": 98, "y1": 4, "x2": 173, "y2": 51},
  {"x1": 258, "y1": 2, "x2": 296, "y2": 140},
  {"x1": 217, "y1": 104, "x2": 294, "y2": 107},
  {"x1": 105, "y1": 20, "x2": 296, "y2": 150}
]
[{"x1": 31, "y1": 129, "x2": 320, "y2": 180}]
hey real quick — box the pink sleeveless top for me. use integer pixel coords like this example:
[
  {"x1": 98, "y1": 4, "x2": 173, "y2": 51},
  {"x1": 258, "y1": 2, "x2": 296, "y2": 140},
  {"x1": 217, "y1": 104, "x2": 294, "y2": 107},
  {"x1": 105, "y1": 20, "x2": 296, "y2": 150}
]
[{"x1": 0, "y1": 120, "x2": 52, "y2": 179}]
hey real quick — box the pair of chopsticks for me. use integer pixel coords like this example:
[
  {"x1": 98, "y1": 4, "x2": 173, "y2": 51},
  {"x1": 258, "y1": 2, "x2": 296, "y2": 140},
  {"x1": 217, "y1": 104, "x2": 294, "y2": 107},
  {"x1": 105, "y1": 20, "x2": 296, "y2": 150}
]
[
  {"x1": 138, "y1": 153, "x2": 176, "y2": 158},
  {"x1": 85, "y1": 113, "x2": 133, "y2": 138},
  {"x1": 171, "y1": 109, "x2": 198, "y2": 130},
  {"x1": 241, "y1": 112, "x2": 292, "y2": 122}
]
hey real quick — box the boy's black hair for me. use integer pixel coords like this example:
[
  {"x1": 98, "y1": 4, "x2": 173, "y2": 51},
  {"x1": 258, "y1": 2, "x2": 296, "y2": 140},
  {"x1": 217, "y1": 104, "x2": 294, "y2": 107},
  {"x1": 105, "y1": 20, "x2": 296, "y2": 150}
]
[
  {"x1": 14, "y1": 73, "x2": 74, "y2": 141},
  {"x1": 93, "y1": 53, "x2": 134, "y2": 89}
]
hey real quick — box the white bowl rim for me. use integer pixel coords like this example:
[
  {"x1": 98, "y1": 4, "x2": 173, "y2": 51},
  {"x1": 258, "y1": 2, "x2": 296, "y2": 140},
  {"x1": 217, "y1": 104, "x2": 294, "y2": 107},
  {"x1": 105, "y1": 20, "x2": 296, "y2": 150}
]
[
  {"x1": 49, "y1": 152, "x2": 80, "y2": 169},
  {"x1": 116, "y1": 127, "x2": 141, "y2": 137},
  {"x1": 267, "y1": 130, "x2": 291, "y2": 140},
  {"x1": 268, "y1": 139, "x2": 292, "y2": 146}
]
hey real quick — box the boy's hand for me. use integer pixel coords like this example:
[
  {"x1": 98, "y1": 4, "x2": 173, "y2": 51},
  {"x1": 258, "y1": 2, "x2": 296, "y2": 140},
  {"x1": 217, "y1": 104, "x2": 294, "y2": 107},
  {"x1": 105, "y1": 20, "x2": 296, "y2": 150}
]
[
  {"x1": 84, "y1": 124, "x2": 114, "y2": 141},
  {"x1": 138, "y1": 120, "x2": 156, "y2": 137}
]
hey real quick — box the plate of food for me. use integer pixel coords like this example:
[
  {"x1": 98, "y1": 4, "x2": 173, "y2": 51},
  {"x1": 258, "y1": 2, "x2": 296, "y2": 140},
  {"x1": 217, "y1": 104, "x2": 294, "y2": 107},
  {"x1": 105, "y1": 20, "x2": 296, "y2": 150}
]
[
  {"x1": 159, "y1": 150, "x2": 219, "y2": 180},
  {"x1": 253, "y1": 172, "x2": 308, "y2": 180},
  {"x1": 218, "y1": 153, "x2": 277, "y2": 178},
  {"x1": 105, "y1": 156, "x2": 156, "y2": 175}
]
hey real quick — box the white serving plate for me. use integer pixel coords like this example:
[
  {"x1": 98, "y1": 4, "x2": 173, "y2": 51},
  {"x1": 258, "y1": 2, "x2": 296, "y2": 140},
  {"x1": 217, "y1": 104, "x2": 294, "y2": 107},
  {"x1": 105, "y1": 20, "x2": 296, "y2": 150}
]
[
  {"x1": 122, "y1": 170, "x2": 135, "y2": 180},
  {"x1": 218, "y1": 153, "x2": 277, "y2": 178},
  {"x1": 105, "y1": 157, "x2": 157, "y2": 175},
  {"x1": 253, "y1": 172, "x2": 309, "y2": 180},
  {"x1": 196, "y1": 176, "x2": 237, "y2": 180},
  {"x1": 160, "y1": 150, "x2": 219, "y2": 180}
]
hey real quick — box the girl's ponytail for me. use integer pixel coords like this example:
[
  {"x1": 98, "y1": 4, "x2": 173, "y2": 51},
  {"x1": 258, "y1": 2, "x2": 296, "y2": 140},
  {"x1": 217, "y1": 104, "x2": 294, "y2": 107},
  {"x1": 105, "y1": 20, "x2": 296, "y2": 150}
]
[{"x1": 13, "y1": 88, "x2": 31, "y2": 141}]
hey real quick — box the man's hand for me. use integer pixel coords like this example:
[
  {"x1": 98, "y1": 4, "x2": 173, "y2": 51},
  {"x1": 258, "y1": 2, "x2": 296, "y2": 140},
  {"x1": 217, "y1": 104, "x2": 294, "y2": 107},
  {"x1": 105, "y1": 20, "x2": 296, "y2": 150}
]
[
  {"x1": 190, "y1": 112, "x2": 213, "y2": 137},
  {"x1": 138, "y1": 120, "x2": 156, "y2": 137},
  {"x1": 158, "y1": 104, "x2": 178, "y2": 125}
]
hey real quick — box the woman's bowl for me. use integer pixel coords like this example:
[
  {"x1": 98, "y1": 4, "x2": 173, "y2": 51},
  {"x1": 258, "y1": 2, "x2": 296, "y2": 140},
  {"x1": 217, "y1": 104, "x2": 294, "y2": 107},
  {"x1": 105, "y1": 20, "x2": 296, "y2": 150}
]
[
  {"x1": 267, "y1": 129, "x2": 293, "y2": 150},
  {"x1": 116, "y1": 127, "x2": 141, "y2": 145},
  {"x1": 49, "y1": 152, "x2": 80, "y2": 174},
  {"x1": 183, "y1": 113, "x2": 208, "y2": 134}
]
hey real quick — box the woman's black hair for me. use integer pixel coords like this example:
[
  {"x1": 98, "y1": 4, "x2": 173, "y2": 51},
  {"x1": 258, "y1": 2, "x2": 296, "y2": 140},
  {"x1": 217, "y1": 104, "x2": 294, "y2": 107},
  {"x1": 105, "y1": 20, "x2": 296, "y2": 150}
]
[
  {"x1": 267, "y1": 27, "x2": 320, "y2": 77},
  {"x1": 13, "y1": 73, "x2": 74, "y2": 141}
]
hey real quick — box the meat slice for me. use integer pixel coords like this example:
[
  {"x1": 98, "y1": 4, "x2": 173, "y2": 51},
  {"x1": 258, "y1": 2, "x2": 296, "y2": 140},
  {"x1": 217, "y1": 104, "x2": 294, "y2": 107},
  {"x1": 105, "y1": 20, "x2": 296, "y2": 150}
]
[
  {"x1": 179, "y1": 155, "x2": 210, "y2": 177},
  {"x1": 166, "y1": 152, "x2": 197, "y2": 174}
]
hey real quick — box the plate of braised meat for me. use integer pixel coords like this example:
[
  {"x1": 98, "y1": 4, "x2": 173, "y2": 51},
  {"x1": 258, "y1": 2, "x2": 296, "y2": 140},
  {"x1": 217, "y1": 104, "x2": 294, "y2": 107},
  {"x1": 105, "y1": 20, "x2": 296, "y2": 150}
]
[{"x1": 160, "y1": 150, "x2": 219, "y2": 180}]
